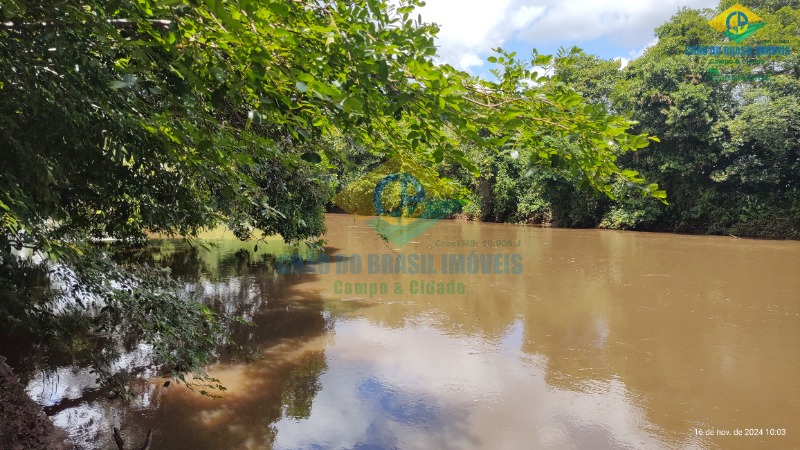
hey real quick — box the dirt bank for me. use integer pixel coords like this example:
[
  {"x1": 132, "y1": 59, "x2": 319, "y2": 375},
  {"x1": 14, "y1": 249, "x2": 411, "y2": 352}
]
[{"x1": 0, "y1": 356, "x2": 71, "y2": 449}]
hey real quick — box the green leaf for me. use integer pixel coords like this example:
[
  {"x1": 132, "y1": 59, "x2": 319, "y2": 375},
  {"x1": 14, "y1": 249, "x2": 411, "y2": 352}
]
[
  {"x1": 109, "y1": 74, "x2": 136, "y2": 90},
  {"x1": 1, "y1": 0, "x2": 22, "y2": 18},
  {"x1": 210, "y1": 88, "x2": 227, "y2": 109},
  {"x1": 300, "y1": 152, "x2": 322, "y2": 164},
  {"x1": 268, "y1": 2, "x2": 290, "y2": 17},
  {"x1": 210, "y1": 67, "x2": 226, "y2": 82},
  {"x1": 606, "y1": 127, "x2": 626, "y2": 137},
  {"x1": 295, "y1": 81, "x2": 308, "y2": 93},
  {"x1": 296, "y1": 73, "x2": 315, "y2": 83},
  {"x1": 377, "y1": 61, "x2": 389, "y2": 81},
  {"x1": 343, "y1": 96, "x2": 364, "y2": 114}
]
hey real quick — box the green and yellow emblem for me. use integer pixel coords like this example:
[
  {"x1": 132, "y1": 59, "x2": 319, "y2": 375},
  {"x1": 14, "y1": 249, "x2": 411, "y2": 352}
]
[{"x1": 708, "y1": 3, "x2": 764, "y2": 43}]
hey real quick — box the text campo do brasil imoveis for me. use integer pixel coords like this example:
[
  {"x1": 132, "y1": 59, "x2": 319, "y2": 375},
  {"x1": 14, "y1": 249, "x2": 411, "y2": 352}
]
[
  {"x1": 276, "y1": 253, "x2": 524, "y2": 275},
  {"x1": 685, "y1": 45, "x2": 792, "y2": 56}
]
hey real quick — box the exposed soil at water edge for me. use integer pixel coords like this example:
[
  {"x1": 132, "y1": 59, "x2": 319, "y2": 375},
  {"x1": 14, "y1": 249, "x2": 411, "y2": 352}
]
[{"x1": 0, "y1": 356, "x2": 71, "y2": 450}]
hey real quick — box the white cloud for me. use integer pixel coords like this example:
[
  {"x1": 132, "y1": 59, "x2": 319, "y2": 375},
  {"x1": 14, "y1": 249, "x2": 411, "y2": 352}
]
[
  {"x1": 614, "y1": 57, "x2": 631, "y2": 69},
  {"x1": 612, "y1": 36, "x2": 658, "y2": 69},
  {"x1": 613, "y1": 38, "x2": 658, "y2": 69},
  {"x1": 509, "y1": 4, "x2": 548, "y2": 30},
  {"x1": 458, "y1": 53, "x2": 484, "y2": 70},
  {"x1": 632, "y1": 37, "x2": 659, "y2": 58},
  {"x1": 418, "y1": 0, "x2": 718, "y2": 68},
  {"x1": 417, "y1": 0, "x2": 545, "y2": 70}
]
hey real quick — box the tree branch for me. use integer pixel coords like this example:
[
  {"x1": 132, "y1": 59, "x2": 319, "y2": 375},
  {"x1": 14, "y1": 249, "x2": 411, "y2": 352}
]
[{"x1": 1, "y1": 18, "x2": 172, "y2": 29}]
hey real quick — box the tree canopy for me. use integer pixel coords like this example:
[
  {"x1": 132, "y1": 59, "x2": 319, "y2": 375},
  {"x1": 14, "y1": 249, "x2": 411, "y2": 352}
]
[
  {"x1": 0, "y1": 0, "x2": 664, "y2": 255},
  {"x1": 0, "y1": 0, "x2": 665, "y2": 392},
  {"x1": 453, "y1": 1, "x2": 799, "y2": 235},
  {"x1": 606, "y1": 3, "x2": 800, "y2": 235}
]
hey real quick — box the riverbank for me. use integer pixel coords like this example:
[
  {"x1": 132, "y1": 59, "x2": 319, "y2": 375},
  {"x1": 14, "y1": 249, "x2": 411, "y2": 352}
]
[
  {"x1": 448, "y1": 212, "x2": 800, "y2": 241},
  {"x1": 0, "y1": 356, "x2": 71, "y2": 449}
]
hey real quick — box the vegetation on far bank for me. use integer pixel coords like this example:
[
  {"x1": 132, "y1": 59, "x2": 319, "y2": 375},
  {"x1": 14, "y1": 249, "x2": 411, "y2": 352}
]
[{"x1": 332, "y1": 0, "x2": 800, "y2": 239}]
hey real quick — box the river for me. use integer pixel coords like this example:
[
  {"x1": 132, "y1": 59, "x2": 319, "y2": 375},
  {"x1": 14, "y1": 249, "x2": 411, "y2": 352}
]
[{"x1": 25, "y1": 214, "x2": 800, "y2": 449}]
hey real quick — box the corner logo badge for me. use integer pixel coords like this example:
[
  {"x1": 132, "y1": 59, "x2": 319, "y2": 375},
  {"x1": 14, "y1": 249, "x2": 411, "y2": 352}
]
[{"x1": 709, "y1": 3, "x2": 764, "y2": 43}]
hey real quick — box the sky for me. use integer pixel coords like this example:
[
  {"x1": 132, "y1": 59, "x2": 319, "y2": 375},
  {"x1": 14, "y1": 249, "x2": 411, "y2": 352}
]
[{"x1": 416, "y1": 0, "x2": 720, "y2": 74}]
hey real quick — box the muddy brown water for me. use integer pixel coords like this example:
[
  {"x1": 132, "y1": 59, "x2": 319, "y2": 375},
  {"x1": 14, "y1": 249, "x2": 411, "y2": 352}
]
[{"x1": 24, "y1": 214, "x2": 800, "y2": 449}]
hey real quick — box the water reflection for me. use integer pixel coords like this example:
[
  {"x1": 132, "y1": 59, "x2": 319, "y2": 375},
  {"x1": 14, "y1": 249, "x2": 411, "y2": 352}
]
[
  {"x1": 271, "y1": 315, "x2": 666, "y2": 450},
  {"x1": 23, "y1": 215, "x2": 800, "y2": 449}
]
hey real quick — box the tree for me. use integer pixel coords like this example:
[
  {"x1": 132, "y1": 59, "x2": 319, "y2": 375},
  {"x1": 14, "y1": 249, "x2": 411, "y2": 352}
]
[
  {"x1": 0, "y1": 0, "x2": 662, "y2": 393},
  {"x1": 608, "y1": 2, "x2": 800, "y2": 235},
  {"x1": 455, "y1": 1, "x2": 800, "y2": 234}
]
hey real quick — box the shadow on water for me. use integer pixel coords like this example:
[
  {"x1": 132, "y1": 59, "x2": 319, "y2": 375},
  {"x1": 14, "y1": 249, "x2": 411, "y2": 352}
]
[
  {"x1": 3, "y1": 235, "x2": 357, "y2": 449},
  {"x1": 99, "y1": 237, "x2": 481, "y2": 450},
  {"x1": 112, "y1": 239, "x2": 335, "y2": 449}
]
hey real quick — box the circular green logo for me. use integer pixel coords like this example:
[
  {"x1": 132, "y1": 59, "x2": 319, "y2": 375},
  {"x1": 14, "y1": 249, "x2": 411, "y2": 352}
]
[
  {"x1": 373, "y1": 173, "x2": 426, "y2": 219},
  {"x1": 726, "y1": 10, "x2": 749, "y2": 36}
]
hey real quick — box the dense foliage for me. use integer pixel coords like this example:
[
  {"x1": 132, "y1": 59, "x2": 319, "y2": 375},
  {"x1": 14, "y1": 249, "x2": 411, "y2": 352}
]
[
  {"x1": 442, "y1": 1, "x2": 800, "y2": 238},
  {"x1": 611, "y1": 2, "x2": 800, "y2": 237},
  {"x1": 0, "y1": 0, "x2": 662, "y2": 393}
]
